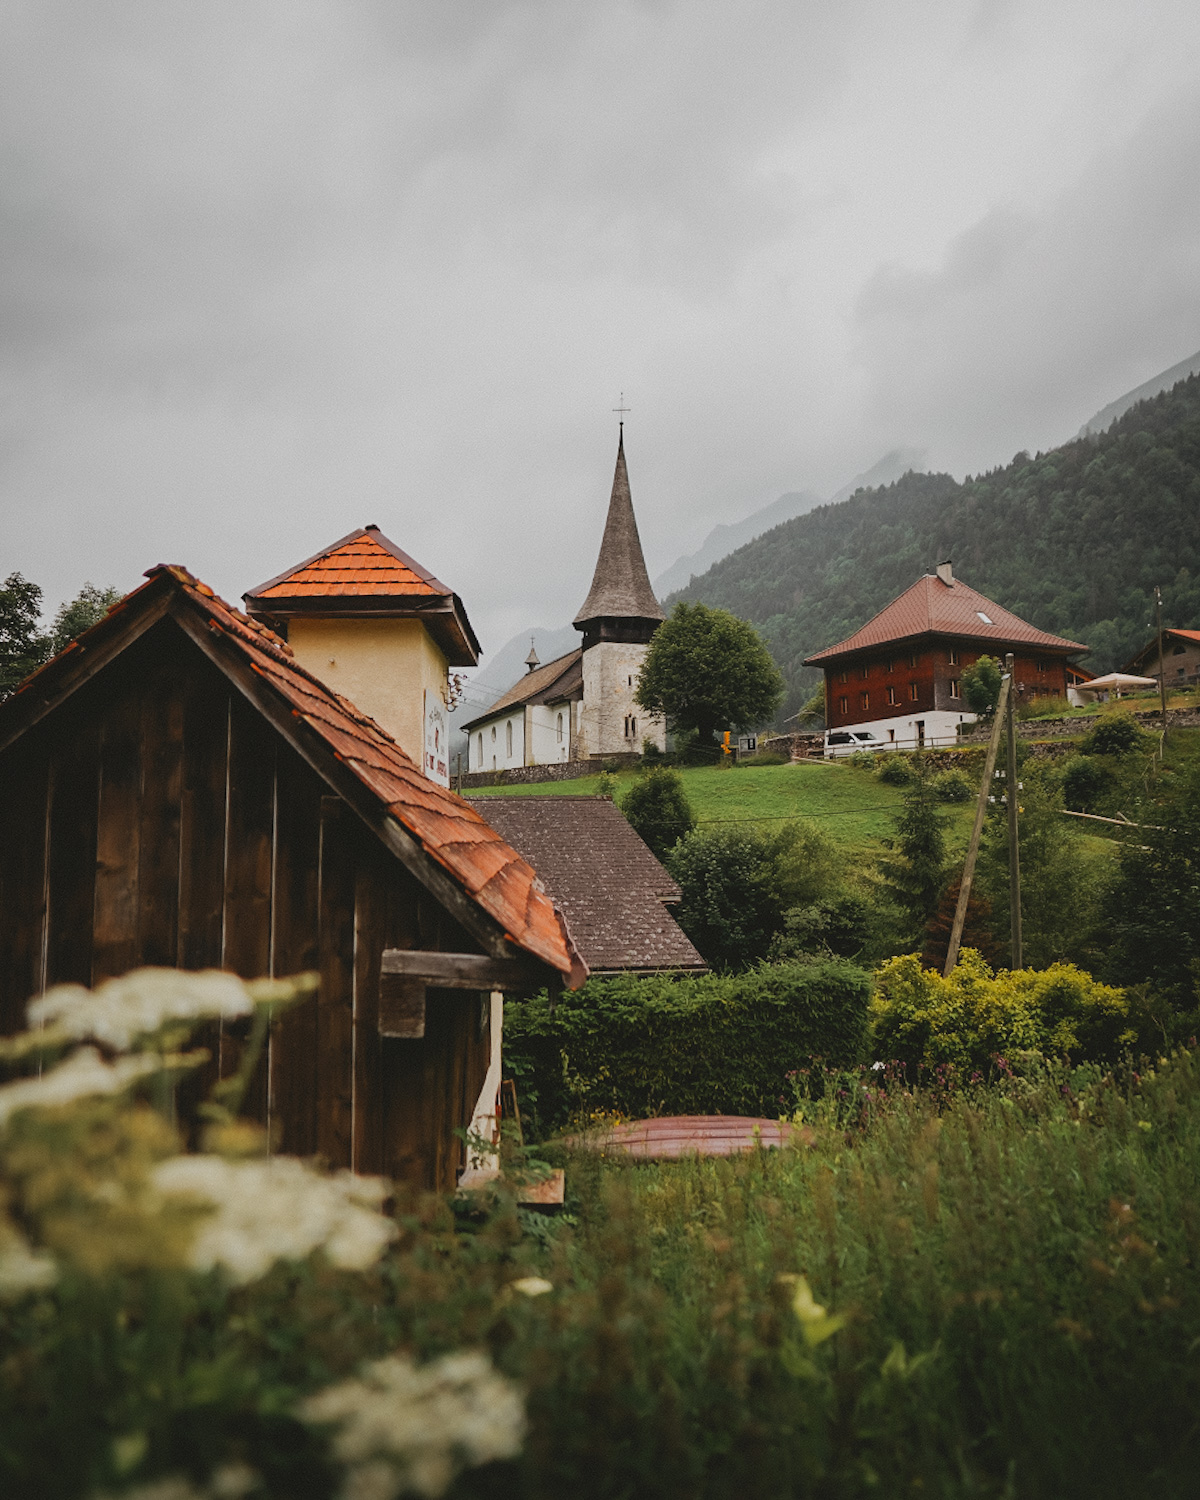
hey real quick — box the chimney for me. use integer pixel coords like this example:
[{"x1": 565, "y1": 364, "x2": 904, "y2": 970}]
[{"x1": 936, "y1": 560, "x2": 954, "y2": 587}]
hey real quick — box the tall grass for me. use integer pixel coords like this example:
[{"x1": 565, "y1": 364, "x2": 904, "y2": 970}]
[{"x1": 513, "y1": 1050, "x2": 1200, "y2": 1498}]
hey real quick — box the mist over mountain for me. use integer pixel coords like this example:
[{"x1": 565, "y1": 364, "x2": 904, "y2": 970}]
[
  {"x1": 652, "y1": 447, "x2": 927, "y2": 597},
  {"x1": 672, "y1": 376, "x2": 1200, "y2": 723},
  {"x1": 1078, "y1": 348, "x2": 1200, "y2": 437}
]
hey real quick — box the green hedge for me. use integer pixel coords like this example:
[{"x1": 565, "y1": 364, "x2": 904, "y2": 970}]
[{"x1": 504, "y1": 959, "x2": 871, "y2": 1138}]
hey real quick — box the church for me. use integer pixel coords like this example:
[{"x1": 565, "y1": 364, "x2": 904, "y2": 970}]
[{"x1": 463, "y1": 429, "x2": 668, "y2": 771}]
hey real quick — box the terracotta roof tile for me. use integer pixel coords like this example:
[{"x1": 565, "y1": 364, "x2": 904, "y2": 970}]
[
  {"x1": 466, "y1": 796, "x2": 706, "y2": 973},
  {"x1": 804, "y1": 573, "x2": 1087, "y2": 664},
  {"x1": 68, "y1": 567, "x2": 580, "y2": 981},
  {"x1": 251, "y1": 527, "x2": 442, "y2": 600}
]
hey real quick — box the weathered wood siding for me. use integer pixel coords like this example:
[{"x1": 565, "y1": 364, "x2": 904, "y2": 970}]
[
  {"x1": 824, "y1": 640, "x2": 1073, "y2": 731},
  {"x1": 0, "y1": 619, "x2": 489, "y2": 1190}
]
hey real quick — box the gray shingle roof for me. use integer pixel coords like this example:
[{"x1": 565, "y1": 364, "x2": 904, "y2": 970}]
[
  {"x1": 466, "y1": 795, "x2": 706, "y2": 974},
  {"x1": 460, "y1": 649, "x2": 583, "y2": 733},
  {"x1": 573, "y1": 431, "x2": 666, "y2": 626}
]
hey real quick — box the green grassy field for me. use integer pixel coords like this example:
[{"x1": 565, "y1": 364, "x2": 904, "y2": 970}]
[{"x1": 469, "y1": 760, "x2": 977, "y2": 854}]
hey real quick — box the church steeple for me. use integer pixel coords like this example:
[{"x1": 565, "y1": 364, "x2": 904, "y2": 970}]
[{"x1": 573, "y1": 428, "x2": 665, "y2": 650}]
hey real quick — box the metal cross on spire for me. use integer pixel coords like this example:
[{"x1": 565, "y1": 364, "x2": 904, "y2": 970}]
[{"x1": 612, "y1": 392, "x2": 631, "y2": 427}]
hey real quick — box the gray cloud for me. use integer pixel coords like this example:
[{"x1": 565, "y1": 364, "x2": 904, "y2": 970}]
[{"x1": 1, "y1": 0, "x2": 1198, "y2": 657}]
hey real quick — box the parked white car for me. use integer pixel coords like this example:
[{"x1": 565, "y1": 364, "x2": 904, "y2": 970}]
[{"x1": 824, "y1": 729, "x2": 884, "y2": 758}]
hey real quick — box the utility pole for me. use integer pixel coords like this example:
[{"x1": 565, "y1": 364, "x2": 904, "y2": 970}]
[
  {"x1": 944, "y1": 662, "x2": 1012, "y2": 976},
  {"x1": 1155, "y1": 584, "x2": 1168, "y2": 747},
  {"x1": 1005, "y1": 651, "x2": 1022, "y2": 970}
]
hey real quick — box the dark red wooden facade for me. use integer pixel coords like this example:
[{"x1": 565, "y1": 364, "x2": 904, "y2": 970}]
[{"x1": 823, "y1": 639, "x2": 1074, "y2": 731}]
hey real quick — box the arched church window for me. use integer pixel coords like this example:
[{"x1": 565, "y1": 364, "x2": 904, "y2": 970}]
[
  {"x1": 556, "y1": 713, "x2": 563, "y2": 742},
  {"x1": 631, "y1": 717, "x2": 637, "y2": 739},
  {"x1": 490, "y1": 725, "x2": 496, "y2": 742},
  {"x1": 477, "y1": 733, "x2": 483, "y2": 762},
  {"x1": 506, "y1": 720, "x2": 513, "y2": 756}
]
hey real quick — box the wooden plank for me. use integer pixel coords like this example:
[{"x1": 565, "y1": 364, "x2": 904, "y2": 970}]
[
  {"x1": 379, "y1": 977, "x2": 426, "y2": 1038},
  {"x1": 380, "y1": 949, "x2": 545, "y2": 991},
  {"x1": 45, "y1": 717, "x2": 100, "y2": 987},
  {"x1": 136, "y1": 666, "x2": 184, "y2": 967},
  {"x1": 92, "y1": 689, "x2": 143, "y2": 983},
  {"x1": 317, "y1": 796, "x2": 356, "y2": 1169},
  {"x1": 352, "y1": 852, "x2": 386, "y2": 1172},
  {"x1": 176, "y1": 671, "x2": 230, "y2": 1137},
  {"x1": 220, "y1": 696, "x2": 276, "y2": 1120},
  {"x1": 0, "y1": 740, "x2": 50, "y2": 1031},
  {"x1": 267, "y1": 749, "x2": 323, "y2": 1157}
]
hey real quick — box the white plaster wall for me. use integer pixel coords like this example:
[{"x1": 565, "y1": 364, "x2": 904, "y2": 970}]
[
  {"x1": 838, "y1": 709, "x2": 975, "y2": 749},
  {"x1": 527, "y1": 703, "x2": 572, "y2": 764},
  {"x1": 578, "y1": 642, "x2": 666, "y2": 758},
  {"x1": 467, "y1": 712, "x2": 525, "y2": 772}
]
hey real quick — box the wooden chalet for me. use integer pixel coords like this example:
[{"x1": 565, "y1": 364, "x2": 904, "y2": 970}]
[
  {"x1": 804, "y1": 562, "x2": 1088, "y2": 749},
  {"x1": 0, "y1": 566, "x2": 584, "y2": 1191}
]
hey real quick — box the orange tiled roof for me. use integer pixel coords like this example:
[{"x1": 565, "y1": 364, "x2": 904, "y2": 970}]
[
  {"x1": 250, "y1": 526, "x2": 444, "y2": 600},
  {"x1": 804, "y1": 574, "x2": 1087, "y2": 665},
  {"x1": 7, "y1": 567, "x2": 580, "y2": 983}
]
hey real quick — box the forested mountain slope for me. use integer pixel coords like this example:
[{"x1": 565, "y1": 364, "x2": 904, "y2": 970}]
[{"x1": 671, "y1": 375, "x2": 1200, "y2": 720}]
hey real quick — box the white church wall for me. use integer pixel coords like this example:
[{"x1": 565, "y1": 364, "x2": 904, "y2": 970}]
[
  {"x1": 527, "y1": 703, "x2": 572, "y2": 764},
  {"x1": 468, "y1": 712, "x2": 526, "y2": 772}
]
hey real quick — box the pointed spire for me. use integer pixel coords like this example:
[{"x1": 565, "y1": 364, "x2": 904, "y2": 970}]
[
  {"x1": 573, "y1": 430, "x2": 665, "y2": 627},
  {"x1": 525, "y1": 637, "x2": 541, "y2": 673}
]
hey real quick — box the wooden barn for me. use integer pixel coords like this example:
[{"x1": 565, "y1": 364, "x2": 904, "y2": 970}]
[{"x1": 0, "y1": 565, "x2": 585, "y2": 1190}]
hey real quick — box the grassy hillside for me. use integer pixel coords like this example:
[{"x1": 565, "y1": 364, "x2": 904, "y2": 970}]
[
  {"x1": 672, "y1": 374, "x2": 1200, "y2": 720},
  {"x1": 469, "y1": 760, "x2": 971, "y2": 855}
]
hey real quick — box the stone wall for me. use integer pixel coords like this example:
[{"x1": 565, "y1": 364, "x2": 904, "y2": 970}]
[{"x1": 457, "y1": 752, "x2": 640, "y2": 791}]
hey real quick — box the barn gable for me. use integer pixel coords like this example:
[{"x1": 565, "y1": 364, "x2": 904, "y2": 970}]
[{"x1": 0, "y1": 567, "x2": 582, "y2": 1189}]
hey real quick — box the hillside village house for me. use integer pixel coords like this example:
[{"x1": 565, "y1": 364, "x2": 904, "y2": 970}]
[
  {"x1": 1122, "y1": 628, "x2": 1200, "y2": 690},
  {"x1": 463, "y1": 428, "x2": 667, "y2": 770},
  {"x1": 804, "y1": 562, "x2": 1088, "y2": 748},
  {"x1": 0, "y1": 564, "x2": 583, "y2": 1192}
]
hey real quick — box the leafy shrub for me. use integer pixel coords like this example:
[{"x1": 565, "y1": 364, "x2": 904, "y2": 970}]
[
  {"x1": 1062, "y1": 752, "x2": 1115, "y2": 812},
  {"x1": 962, "y1": 653, "x2": 1002, "y2": 715},
  {"x1": 875, "y1": 753, "x2": 916, "y2": 785},
  {"x1": 770, "y1": 894, "x2": 876, "y2": 960},
  {"x1": 930, "y1": 768, "x2": 973, "y2": 802},
  {"x1": 871, "y1": 949, "x2": 1135, "y2": 1072},
  {"x1": 620, "y1": 766, "x2": 696, "y2": 858},
  {"x1": 1081, "y1": 709, "x2": 1151, "y2": 756},
  {"x1": 504, "y1": 960, "x2": 872, "y2": 1136}
]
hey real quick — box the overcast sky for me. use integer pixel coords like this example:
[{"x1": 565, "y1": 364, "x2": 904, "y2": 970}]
[{"x1": 2, "y1": 0, "x2": 1199, "y2": 658}]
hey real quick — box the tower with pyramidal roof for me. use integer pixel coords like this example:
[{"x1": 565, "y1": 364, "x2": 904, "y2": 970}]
[{"x1": 572, "y1": 427, "x2": 666, "y2": 759}]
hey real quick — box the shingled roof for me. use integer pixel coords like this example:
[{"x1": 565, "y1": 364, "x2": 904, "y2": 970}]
[
  {"x1": 243, "y1": 525, "x2": 480, "y2": 666},
  {"x1": 461, "y1": 649, "x2": 583, "y2": 733},
  {"x1": 804, "y1": 572, "x2": 1087, "y2": 665},
  {"x1": 466, "y1": 796, "x2": 706, "y2": 974},
  {"x1": 0, "y1": 567, "x2": 582, "y2": 984},
  {"x1": 573, "y1": 431, "x2": 665, "y2": 627}
]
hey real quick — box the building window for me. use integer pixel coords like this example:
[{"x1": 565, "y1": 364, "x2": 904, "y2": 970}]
[
  {"x1": 506, "y1": 720, "x2": 513, "y2": 756},
  {"x1": 948, "y1": 648, "x2": 959, "y2": 665},
  {"x1": 887, "y1": 685, "x2": 898, "y2": 706},
  {"x1": 477, "y1": 734, "x2": 483, "y2": 762},
  {"x1": 631, "y1": 716, "x2": 637, "y2": 739},
  {"x1": 838, "y1": 669, "x2": 849, "y2": 684},
  {"x1": 838, "y1": 695, "x2": 849, "y2": 714},
  {"x1": 909, "y1": 652, "x2": 918, "y2": 668},
  {"x1": 490, "y1": 725, "x2": 496, "y2": 742},
  {"x1": 860, "y1": 663, "x2": 869, "y2": 680},
  {"x1": 949, "y1": 678, "x2": 960, "y2": 699},
  {"x1": 628, "y1": 674, "x2": 634, "y2": 685},
  {"x1": 556, "y1": 712, "x2": 563, "y2": 743},
  {"x1": 860, "y1": 691, "x2": 869, "y2": 711},
  {"x1": 1172, "y1": 644, "x2": 1186, "y2": 655},
  {"x1": 624, "y1": 715, "x2": 631, "y2": 738},
  {"x1": 909, "y1": 682, "x2": 919, "y2": 701},
  {"x1": 1036, "y1": 659, "x2": 1049, "y2": 672},
  {"x1": 885, "y1": 658, "x2": 895, "y2": 673}
]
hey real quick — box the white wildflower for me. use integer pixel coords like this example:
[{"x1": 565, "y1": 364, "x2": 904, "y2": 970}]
[
  {"x1": 0, "y1": 1227, "x2": 57, "y2": 1298},
  {"x1": 151, "y1": 1155, "x2": 396, "y2": 1285},
  {"x1": 509, "y1": 1277, "x2": 553, "y2": 1298},
  {"x1": 92, "y1": 1465, "x2": 258, "y2": 1500},
  {"x1": 28, "y1": 969, "x2": 253, "y2": 1052},
  {"x1": 0, "y1": 1047, "x2": 161, "y2": 1129},
  {"x1": 300, "y1": 1351, "x2": 525, "y2": 1500}
]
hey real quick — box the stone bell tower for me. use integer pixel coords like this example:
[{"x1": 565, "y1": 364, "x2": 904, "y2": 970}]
[{"x1": 572, "y1": 428, "x2": 667, "y2": 759}]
